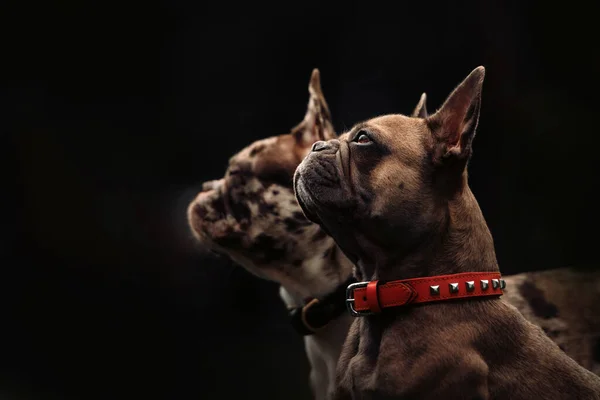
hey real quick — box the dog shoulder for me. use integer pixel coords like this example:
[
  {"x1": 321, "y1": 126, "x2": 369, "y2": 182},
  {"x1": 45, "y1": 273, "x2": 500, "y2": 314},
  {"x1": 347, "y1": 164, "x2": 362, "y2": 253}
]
[
  {"x1": 484, "y1": 301, "x2": 600, "y2": 399},
  {"x1": 503, "y1": 268, "x2": 600, "y2": 374},
  {"x1": 337, "y1": 319, "x2": 490, "y2": 399}
]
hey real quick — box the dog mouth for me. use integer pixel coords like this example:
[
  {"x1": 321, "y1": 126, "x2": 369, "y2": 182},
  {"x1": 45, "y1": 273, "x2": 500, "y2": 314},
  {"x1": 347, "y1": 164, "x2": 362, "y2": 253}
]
[
  {"x1": 293, "y1": 170, "x2": 324, "y2": 226},
  {"x1": 293, "y1": 156, "x2": 351, "y2": 230},
  {"x1": 188, "y1": 179, "x2": 238, "y2": 245},
  {"x1": 294, "y1": 147, "x2": 354, "y2": 213}
]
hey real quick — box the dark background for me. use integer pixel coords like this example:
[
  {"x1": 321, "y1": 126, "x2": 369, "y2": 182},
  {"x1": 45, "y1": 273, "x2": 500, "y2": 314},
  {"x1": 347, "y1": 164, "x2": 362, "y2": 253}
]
[{"x1": 4, "y1": 0, "x2": 599, "y2": 398}]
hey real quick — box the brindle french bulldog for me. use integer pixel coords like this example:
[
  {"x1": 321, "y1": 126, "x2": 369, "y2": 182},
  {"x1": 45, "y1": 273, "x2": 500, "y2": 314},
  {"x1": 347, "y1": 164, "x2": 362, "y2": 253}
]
[{"x1": 294, "y1": 66, "x2": 600, "y2": 399}]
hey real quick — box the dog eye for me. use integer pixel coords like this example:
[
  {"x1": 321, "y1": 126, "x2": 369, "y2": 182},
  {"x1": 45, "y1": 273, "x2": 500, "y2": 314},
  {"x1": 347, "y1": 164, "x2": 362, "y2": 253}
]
[{"x1": 355, "y1": 132, "x2": 372, "y2": 144}]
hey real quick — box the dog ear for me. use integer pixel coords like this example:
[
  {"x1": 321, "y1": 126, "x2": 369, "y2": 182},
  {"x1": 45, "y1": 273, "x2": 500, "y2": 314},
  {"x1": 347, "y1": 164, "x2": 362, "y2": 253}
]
[
  {"x1": 293, "y1": 69, "x2": 336, "y2": 146},
  {"x1": 411, "y1": 92, "x2": 428, "y2": 118},
  {"x1": 427, "y1": 66, "x2": 485, "y2": 163}
]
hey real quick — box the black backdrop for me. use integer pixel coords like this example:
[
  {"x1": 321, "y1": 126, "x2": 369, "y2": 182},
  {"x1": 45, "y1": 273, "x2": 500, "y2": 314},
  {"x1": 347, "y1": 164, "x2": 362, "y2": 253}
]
[{"x1": 4, "y1": 0, "x2": 600, "y2": 398}]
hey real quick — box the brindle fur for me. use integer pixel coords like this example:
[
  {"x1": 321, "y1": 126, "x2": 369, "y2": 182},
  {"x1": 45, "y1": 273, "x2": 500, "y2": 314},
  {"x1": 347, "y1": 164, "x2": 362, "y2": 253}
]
[{"x1": 294, "y1": 66, "x2": 600, "y2": 399}]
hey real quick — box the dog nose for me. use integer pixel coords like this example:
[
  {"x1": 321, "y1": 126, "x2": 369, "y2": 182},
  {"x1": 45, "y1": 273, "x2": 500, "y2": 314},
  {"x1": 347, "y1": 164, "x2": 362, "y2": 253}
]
[{"x1": 312, "y1": 141, "x2": 328, "y2": 152}]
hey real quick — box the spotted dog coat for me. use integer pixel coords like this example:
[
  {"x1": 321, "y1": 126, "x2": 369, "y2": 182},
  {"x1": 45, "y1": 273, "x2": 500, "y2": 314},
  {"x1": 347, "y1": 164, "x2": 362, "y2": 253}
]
[
  {"x1": 188, "y1": 71, "x2": 600, "y2": 399},
  {"x1": 188, "y1": 70, "x2": 355, "y2": 400}
]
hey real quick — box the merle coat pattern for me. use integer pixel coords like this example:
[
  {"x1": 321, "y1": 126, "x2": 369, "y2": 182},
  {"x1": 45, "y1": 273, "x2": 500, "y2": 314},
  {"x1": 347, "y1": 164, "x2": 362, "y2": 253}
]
[{"x1": 188, "y1": 70, "x2": 354, "y2": 400}]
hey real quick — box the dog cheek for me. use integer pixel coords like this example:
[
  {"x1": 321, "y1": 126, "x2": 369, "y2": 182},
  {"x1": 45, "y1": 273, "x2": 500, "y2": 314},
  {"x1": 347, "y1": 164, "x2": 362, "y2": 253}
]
[
  {"x1": 212, "y1": 227, "x2": 246, "y2": 250},
  {"x1": 226, "y1": 186, "x2": 252, "y2": 222}
]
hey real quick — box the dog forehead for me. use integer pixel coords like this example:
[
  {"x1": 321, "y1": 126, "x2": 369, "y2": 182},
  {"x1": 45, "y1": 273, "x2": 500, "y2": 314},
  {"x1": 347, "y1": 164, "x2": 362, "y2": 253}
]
[
  {"x1": 230, "y1": 135, "x2": 288, "y2": 171},
  {"x1": 365, "y1": 114, "x2": 429, "y2": 159},
  {"x1": 367, "y1": 114, "x2": 423, "y2": 138},
  {"x1": 226, "y1": 133, "x2": 300, "y2": 189},
  {"x1": 235, "y1": 136, "x2": 279, "y2": 161}
]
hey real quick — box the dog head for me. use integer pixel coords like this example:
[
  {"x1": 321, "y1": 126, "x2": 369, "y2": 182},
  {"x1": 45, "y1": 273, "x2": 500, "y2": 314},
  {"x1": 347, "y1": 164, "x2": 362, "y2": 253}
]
[
  {"x1": 188, "y1": 69, "x2": 430, "y2": 295},
  {"x1": 294, "y1": 67, "x2": 485, "y2": 279},
  {"x1": 187, "y1": 69, "x2": 346, "y2": 296}
]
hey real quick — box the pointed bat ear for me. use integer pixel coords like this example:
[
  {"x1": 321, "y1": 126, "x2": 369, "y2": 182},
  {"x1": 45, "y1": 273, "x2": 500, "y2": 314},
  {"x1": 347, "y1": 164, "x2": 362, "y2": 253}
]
[
  {"x1": 293, "y1": 69, "x2": 336, "y2": 147},
  {"x1": 411, "y1": 92, "x2": 428, "y2": 118},
  {"x1": 427, "y1": 66, "x2": 485, "y2": 164}
]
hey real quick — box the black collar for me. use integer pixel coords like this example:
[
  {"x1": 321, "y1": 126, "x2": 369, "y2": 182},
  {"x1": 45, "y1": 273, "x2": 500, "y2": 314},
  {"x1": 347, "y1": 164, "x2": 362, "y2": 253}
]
[{"x1": 288, "y1": 276, "x2": 357, "y2": 336}]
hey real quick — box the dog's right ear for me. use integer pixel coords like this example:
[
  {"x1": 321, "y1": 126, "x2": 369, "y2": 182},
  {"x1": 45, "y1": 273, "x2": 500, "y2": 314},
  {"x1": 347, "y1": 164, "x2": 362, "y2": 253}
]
[
  {"x1": 293, "y1": 69, "x2": 336, "y2": 147},
  {"x1": 427, "y1": 66, "x2": 485, "y2": 164},
  {"x1": 411, "y1": 92, "x2": 428, "y2": 118}
]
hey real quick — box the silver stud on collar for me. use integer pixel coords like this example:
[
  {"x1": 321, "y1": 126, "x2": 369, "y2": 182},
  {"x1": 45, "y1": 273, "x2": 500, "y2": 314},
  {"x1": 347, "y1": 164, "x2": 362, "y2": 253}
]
[
  {"x1": 480, "y1": 280, "x2": 489, "y2": 290},
  {"x1": 465, "y1": 281, "x2": 475, "y2": 292},
  {"x1": 449, "y1": 283, "x2": 459, "y2": 293},
  {"x1": 492, "y1": 279, "x2": 500, "y2": 289},
  {"x1": 430, "y1": 285, "x2": 440, "y2": 295},
  {"x1": 500, "y1": 279, "x2": 506, "y2": 289}
]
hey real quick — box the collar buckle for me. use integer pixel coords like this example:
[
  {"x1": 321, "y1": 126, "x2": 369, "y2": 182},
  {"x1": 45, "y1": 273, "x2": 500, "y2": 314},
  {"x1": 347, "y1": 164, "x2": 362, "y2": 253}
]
[{"x1": 345, "y1": 281, "x2": 374, "y2": 317}]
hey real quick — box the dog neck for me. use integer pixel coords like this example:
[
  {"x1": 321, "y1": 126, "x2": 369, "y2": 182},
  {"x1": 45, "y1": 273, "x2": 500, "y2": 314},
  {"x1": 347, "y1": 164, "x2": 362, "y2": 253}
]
[
  {"x1": 279, "y1": 240, "x2": 355, "y2": 306},
  {"x1": 361, "y1": 186, "x2": 499, "y2": 282}
]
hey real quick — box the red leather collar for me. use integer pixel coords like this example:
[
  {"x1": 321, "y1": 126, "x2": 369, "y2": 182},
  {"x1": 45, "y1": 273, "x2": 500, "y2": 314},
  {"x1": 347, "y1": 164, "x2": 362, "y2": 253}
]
[{"x1": 345, "y1": 272, "x2": 505, "y2": 316}]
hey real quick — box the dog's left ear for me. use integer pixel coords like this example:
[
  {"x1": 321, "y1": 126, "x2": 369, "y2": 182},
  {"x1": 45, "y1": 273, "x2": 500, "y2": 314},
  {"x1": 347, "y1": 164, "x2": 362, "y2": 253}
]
[
  {"x1": 293, "y1": 68, "x2": 336, "y2": 146},
  {"x1": 411, "y1": 92, "x2": 428, "y2": 118},
  {"x1": 427, "y1": 66, "x2": 485, "y2": 163}
]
